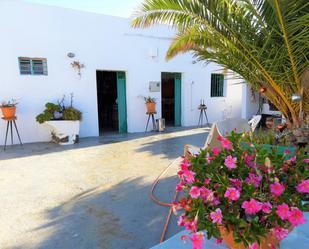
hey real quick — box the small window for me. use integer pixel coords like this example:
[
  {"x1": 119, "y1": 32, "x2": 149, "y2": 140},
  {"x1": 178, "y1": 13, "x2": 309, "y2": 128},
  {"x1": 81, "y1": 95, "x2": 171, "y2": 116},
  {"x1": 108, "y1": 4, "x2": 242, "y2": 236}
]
[
  {"x1": 18, "y1": 57, "x2": 48, "y2": 75},
  {"x1": 210, "y1": 73, "x2": 224, "y2": 97}
]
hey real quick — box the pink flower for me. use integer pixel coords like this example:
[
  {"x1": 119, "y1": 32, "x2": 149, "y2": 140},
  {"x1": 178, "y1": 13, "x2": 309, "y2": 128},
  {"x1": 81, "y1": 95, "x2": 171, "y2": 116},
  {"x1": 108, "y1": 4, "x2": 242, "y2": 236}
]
[
  {"x1": 178, "y1": 215, "x2": 186, "y2": 226},
  {"x1": 270, "y1": 182, "x2": 285, "y2": 196},
  {"x1": 304, "y1": 158, "x2": 309, "y2": 163},
  {"x1": 284, "y1": 149, "x2": 291, "y2": 154},
  {"x1": 241, "y1": 199, "x2": 262, "y2": 215},
  {"x1": 261, "y1": 202, "x2": 272, "y2": 214},
  {"x1": 185, "y1": 217, "x2": 197, "y2": 232},
  {"x1": 189, "y1": 186, "x2": 201, "y2": 199},
  {"x1": 211, "y1": 197, "x2": 221, "y2": 206},
  {"x1": 176, "y1": 182, "x2": 183, "y2": 192},
  {"x1": 215, "y1": 238, "x2": 223, "y2": 244},
  {"x1": 211, "y1": 147, "x2": 221, "y2": 156},
  {"x1": 296, "y1": 179, "x2": 309, "y2": 194},
  {"x1": 204, "y1": 178, "x2": 211, "y2": 185},
  {"x1": 288, "y1": 207, "x2": 306, "y2": 226},
  {"x1": 290, "y1": 156, "x2": 296, "y2": 162},
  {"x1": 219, "y1": 136, "x2": 233, "y2": 150},
  {"x1": 272, "y1": 227, "x2": 289, "y2": 241},
  {"x1": 248, "y1": 242, "x2": 258, "y2": 249},
  {"x1": 276, "y1": 203, "x2": 290, "y2": 220},
  {"x1": 230, "y1": 178, "x2": 242, "y2": 190},
  {"x1": 210, "y1": 208, "x2": 223, "y2": 225},
  {"x1": 190, "y1": 232, "x2": 204, "y2": 249},
  {"x1": 182, "y1": 170, "x2": 196, "y2": 184},
  {"x1": 224, "y1": 187, "x2": 240, "y2": 201},
  {"x1": 224, "y1": 155, "x2": 237, "y2": 170},
  {"x1": 180, "y1": 159, "x2": 191, "y2": 170},
  {"x1": 244, "y1": 154, "x2": 255, "y2": 168},
  {"x1": 245, "y1": 173, "x2": 262, "y2": 187},
  {"x1": 200, "y1": 187, "x2": 214, "y2": 203}
]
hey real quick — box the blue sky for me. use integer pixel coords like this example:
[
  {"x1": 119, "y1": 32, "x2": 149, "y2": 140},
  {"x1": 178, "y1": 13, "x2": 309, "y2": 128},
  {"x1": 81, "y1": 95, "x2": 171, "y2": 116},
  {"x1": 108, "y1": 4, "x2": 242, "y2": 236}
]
[{"x1": 23, "y1": 0, "x2": 143, "y2": 17}]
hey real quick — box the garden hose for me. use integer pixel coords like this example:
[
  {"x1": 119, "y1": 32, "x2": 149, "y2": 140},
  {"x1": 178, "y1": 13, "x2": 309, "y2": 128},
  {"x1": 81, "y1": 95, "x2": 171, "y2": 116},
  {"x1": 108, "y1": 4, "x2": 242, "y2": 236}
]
[{"x1": 149, "y1": 157, "x2": 182, "y2": 242}]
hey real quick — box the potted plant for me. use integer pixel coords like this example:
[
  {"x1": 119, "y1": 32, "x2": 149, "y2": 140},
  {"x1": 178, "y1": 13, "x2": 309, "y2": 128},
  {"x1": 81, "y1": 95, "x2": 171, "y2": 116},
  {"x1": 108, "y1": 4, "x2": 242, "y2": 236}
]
[
  {"x1": 174, "y1": 131, "x2": 308, "y2": 249},
  {"x1": 0, "y1": 99, "x2": 18, "y2": 119},
  {"x1": 36, "y1": 94, "x2": 82, "y2": 145},
  {"x1": 144, "y1": 96, "x2": 156, "y2": 113}
]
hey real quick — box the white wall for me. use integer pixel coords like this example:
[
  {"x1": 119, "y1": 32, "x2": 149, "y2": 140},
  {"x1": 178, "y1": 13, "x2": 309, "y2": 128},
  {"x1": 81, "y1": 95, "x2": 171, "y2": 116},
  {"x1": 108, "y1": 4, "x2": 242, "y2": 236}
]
[
  {"x1": 0, "y1": 1, "x2": 246, "y2": 144},
  {"x1": 241, "y1": 84, "x2": 259, "y2": 120}
]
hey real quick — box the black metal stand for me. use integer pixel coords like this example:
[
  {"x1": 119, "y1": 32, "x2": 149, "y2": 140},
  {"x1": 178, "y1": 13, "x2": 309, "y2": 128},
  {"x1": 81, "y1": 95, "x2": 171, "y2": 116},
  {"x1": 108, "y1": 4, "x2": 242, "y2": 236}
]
[
  {"x1": 198, "y1": 107, "x2": 209, "y2": 127},
  {"x1": 145, "y1": 112, "x2": 157, "y2": 132},
  {"x1": 3, "y1": 117, "x2": 22, "y2": 150}
]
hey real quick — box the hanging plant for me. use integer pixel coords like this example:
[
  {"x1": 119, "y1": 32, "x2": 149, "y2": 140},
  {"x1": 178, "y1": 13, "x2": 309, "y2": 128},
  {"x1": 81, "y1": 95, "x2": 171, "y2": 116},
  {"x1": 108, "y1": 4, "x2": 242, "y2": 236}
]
[{"x1": 71, "y1": 61, "x2": 85, "y2": 77}]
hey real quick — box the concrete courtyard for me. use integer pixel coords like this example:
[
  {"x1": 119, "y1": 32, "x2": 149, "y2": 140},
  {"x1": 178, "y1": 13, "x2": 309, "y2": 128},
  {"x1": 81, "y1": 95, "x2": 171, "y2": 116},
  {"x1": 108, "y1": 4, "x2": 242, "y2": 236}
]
[{"x1": 0, "y1": 127, "x2": 209, "y2": 249}]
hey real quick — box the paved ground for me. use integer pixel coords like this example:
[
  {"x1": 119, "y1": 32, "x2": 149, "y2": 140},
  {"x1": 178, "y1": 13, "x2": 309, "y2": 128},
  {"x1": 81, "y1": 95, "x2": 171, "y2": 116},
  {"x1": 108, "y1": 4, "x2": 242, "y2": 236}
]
[{"x1": 0, "y1": 127, "x2": 210, "y2": 249}]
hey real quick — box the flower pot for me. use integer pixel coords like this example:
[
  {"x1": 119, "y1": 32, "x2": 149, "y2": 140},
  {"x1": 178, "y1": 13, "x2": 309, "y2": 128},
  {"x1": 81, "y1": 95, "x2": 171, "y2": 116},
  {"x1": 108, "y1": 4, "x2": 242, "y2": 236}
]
[
  {"x1": 219, "y1": 227, "x2": 279, "y2": 249},
  {"x1": 45, "y1": 120, "x2": 80, "y2": 145},
  {"x1": 1, "y1": 106, "x2": 16, "y2": 119},
  {"x1": 146, "y1": 102, "x2": 156, "y2": 113}
]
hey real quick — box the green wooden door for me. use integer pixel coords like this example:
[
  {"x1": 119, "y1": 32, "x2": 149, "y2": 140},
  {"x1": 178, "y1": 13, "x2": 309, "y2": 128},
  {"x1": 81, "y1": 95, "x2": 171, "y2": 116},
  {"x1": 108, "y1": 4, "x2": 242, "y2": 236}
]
[
  {"x1": 174, "y1": 73, "x2": 182, "y2": 126},
  {"x1": 116, "y1": 72, "x2": 127, "y2": 133}
]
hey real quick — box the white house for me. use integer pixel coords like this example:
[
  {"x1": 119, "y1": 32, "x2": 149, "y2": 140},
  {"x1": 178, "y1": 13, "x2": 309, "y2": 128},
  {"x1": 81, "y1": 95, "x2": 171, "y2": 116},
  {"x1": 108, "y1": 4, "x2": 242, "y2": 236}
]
[{"x1": 0, "y1": 0, "x2": 258, "y2": 145}]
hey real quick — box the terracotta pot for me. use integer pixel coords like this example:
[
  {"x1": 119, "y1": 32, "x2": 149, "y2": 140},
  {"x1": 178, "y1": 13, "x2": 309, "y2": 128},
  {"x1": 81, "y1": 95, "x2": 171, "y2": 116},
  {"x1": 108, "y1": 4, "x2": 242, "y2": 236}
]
[
  {"x1": 1, "y1": 106, "x2": 16, "y2": 119},
  {"x1": 146, "y1": 102, "x2": 156, "y2": 113},
  {"x1": 219, "y1": 226, "x2": 279, "y2": 249}
]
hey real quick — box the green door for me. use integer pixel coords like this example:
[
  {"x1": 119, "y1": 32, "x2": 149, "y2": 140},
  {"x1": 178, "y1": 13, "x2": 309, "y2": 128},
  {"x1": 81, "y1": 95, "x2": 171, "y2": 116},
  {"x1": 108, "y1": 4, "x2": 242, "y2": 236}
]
[
  {"x1": 116, "y1": 72, "x2": 127, "y2": 133},
  {"x1": 174, "y1": 73, "x2": 182, "y2": 126}
]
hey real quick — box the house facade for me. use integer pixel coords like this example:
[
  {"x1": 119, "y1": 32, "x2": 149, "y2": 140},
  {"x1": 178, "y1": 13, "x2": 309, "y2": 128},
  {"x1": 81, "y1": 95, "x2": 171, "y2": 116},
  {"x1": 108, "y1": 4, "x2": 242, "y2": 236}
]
[{"x1": 0, "y1": 1, "x2": 258, "y2": 145}]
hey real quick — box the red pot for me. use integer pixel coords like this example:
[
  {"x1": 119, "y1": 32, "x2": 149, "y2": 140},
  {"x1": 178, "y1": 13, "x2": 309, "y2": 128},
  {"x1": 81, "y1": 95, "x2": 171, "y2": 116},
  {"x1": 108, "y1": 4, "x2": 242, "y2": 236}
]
[
  {"x1": 146, "y1": 102, "x2": 156, "y2": 113},
  {"x1": 1, "y1": 106, "x2": 16, "y2": 119},
  {"x1": 219, "y1": 226, "x2": 279, "y2": 249}
]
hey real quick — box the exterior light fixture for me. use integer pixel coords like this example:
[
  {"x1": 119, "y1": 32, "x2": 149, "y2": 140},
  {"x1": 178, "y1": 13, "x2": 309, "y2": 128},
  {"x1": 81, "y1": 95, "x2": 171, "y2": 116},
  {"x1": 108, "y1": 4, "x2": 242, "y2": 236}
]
[
  {"x1": 259, "y1": 87, "x2": 267, "y2": 93},
  {"x1": 67, "y1": 52, "x2": 75, "y2": 58}
]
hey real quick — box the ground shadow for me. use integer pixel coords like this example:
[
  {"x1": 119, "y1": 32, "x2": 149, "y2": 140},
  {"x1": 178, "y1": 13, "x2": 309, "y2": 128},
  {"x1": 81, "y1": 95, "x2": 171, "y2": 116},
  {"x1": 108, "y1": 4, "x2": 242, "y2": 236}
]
[
  {"x1": 13, "y1": 176, "x2": 182, "y2": 249},
  {"x1": 0, "y1": 126, "x2": 209, "y2": 160},
  {"x1": 136, "y1": 128, "x2": 210, "y2": 159}
]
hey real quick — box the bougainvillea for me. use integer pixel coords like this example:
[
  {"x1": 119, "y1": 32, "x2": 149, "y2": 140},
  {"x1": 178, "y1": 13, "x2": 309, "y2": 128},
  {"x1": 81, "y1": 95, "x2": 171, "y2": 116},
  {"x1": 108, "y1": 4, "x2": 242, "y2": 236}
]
[{"x1": 173, "y1": 131, "x2": 308, "y2": 248}]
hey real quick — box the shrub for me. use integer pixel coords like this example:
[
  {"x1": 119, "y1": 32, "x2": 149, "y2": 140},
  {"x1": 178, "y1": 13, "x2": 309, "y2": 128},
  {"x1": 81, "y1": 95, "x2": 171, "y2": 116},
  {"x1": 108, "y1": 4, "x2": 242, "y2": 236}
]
[{"x1": 174, "y1": 131, "x2": 308, "y2": 247}]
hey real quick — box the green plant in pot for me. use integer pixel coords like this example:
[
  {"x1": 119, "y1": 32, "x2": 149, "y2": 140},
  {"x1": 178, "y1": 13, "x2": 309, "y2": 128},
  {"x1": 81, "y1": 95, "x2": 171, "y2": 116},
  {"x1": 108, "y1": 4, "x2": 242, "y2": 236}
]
[
  {"x1": 174, "y1": 131, "x2": 308, "y2": 249},
  {"x1": 0, "y1": 99, "x2": 18, "y2": 119},
  {"x1": 36, "y1": 94, "x2": 82, "y2": 123}
]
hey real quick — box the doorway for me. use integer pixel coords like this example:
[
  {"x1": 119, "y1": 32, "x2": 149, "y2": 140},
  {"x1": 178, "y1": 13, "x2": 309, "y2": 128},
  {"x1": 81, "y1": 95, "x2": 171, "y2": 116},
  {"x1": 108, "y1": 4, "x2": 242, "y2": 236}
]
[
  {"x1": 161, "y1": 72, "x2": 181, "y2": 126},
  {"x1": 96, "y1": 71, "x2": 127, "y2": 134}
]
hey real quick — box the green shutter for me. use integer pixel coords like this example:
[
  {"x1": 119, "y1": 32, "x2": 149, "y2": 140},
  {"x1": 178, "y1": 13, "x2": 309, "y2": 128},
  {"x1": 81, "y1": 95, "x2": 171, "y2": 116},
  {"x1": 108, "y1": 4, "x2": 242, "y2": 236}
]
[
  {"x1": 174, "y1": 73, "x2": 182, "y2": 126},
  {"x1": 116, "y1": 71, "x2": 127, "y2": 133},
  {"x1": 18, "y1": 57, "x2": 48, "y2": 75}
]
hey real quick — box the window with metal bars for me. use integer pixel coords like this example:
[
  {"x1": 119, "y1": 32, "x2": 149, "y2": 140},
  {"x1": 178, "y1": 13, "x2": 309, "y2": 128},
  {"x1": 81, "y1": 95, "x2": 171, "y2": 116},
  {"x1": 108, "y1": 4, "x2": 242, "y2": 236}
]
[
  {"x1": 18, "y1": 57, "x2": 48, "y2": 75},
  {"x1": 210, "y1": 73, "x2": 224, "y2": 97}
]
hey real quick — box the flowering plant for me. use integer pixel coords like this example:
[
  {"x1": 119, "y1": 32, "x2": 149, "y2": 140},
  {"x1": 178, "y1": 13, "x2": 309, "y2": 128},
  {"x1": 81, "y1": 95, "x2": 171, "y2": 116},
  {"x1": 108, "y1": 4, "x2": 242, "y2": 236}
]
[{"x1": 174, "y1": 131, "x2": 308, "y2": 248}]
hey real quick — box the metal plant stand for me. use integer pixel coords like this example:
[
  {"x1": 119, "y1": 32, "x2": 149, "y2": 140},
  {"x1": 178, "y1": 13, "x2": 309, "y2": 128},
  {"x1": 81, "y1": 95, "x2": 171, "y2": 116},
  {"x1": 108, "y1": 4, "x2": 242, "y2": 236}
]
[
  {"x1": 145, "y1": 112, "x2": 157, "y2": 132},
  {"x1": 198, "y1": 104, "x2": 209, "y2": 127},
  {"x1": 2, "y1": 117, "x2": 22, "y2": 150}
]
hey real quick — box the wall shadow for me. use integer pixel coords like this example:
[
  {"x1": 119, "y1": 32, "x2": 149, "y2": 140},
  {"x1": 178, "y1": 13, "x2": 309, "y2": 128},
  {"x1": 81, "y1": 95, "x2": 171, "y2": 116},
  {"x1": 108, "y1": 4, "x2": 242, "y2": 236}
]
[{"x1": 16, "y1": 176, "x2": 182, "y2": 249}]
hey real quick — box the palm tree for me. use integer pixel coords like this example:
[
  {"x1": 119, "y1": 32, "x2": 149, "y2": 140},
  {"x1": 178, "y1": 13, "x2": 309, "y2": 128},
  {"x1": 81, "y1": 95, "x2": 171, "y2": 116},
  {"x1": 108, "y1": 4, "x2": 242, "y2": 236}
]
[{"x1": 132, "y1": 0, "x2": 309, "y2": 125}]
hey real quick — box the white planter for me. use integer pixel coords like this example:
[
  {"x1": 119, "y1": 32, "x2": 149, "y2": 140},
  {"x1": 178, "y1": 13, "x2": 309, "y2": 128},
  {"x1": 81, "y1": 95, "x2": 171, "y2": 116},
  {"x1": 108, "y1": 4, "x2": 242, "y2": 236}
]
[{"x1": 45, "y1": 120, "x2": 80, "y2": 145}]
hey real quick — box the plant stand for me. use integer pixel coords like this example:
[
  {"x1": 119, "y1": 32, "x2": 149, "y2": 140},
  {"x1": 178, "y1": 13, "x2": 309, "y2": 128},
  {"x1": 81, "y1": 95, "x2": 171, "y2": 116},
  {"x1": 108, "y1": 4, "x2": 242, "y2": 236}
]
[
  {"x1": 2, "y1": 116, "x2": 22, "y2": 150},
  {"x1": 145, "y1": 112, "x2": 157, "y2": 132},
  {"x1": 198, "y1": 106, "x2": 209, "y2": 127}
]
